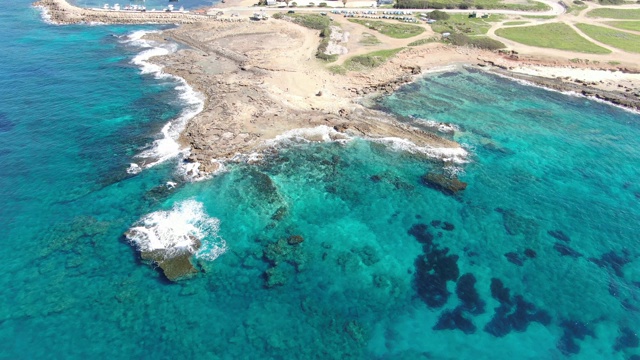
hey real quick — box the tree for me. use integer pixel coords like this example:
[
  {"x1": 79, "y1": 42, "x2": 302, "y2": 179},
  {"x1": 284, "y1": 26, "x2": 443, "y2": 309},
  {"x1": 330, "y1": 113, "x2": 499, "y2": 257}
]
[
  {"x1": 284, "y1": 0, "x2": 290, "y2": 6},
  {"x1": 342, "y1": 0, "x2": 348, "y2": 7}
]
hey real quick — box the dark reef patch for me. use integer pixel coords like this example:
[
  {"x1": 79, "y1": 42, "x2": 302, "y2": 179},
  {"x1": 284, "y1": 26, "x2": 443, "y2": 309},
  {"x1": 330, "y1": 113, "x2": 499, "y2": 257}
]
[
  {"x1": 614, "y1": 326, "x2": 639, "y2": 352},
  {"x1": 456, "y1": 273, "x2": 485, "y2": 315},
  {"x1": 589, "y1": 250, "x2": 632, "y2": 278},
  {"x1": 553, "y1": 242, "x2": 582, "y2": 258},
  {"x1": 548, "y1": 230, "x2": 571, "y2": 243},
  {"x1": 420, "y1": 173, "x2": 467, "y2": 196},
  {"x1": 485, "y1": 278, "x2": 550, "y2": 337},
  {"x1": 433, "y1": 307, "x2": 476, "y2": 334},
  {"x1": 557, "y1": 320, "x2": 595, "y2": 355},
  {"x1": 504, "y1": 252, "x2": 524, "y2": 266},
  {"x1": 524, "y1": 248, "x2": 537, "y2": 258},
  {"x1": 410, "y1": 223, "x2": 460, "y2": 308}
]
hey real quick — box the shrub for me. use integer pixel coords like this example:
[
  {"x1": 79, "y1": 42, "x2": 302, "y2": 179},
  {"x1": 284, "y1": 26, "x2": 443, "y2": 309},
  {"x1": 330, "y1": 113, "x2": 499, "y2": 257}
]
[
  {"x1": 573, "y1": 0, "x2": 584, "y2": 4},
  {"x1": 429, "y1": 10, "x2": 449, "y2": 19},
  {"x1": 476, "y1": 4, "x2": 484, "y2": 9},
  {"x1": 319, "y1": 2, "x2": 328, "y2": 6},
  {"x1": 291, "y1": 1, "x2": 297, "y2": 6},
  {"x1": 307, "y1": 2, "x2": 315, "y2": 6},
  {"x1": 458, "y1": 3, "x2": 469, "y2": 9},
  {"x1": 447, "y1": 33, "x2": 506, "y2": 50},
  {"x1": 445, "y1": 4, "x2": 455, "y2": 8},
  {"x1": 598, "y1": 0, "x2": 623, "y2": 4}
]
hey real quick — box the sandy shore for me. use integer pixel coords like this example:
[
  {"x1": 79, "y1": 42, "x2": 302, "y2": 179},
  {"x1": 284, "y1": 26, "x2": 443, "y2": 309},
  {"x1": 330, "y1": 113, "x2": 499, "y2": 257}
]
[{"x1": 34, "y1": 0, "x2": 640, "y2": 177}]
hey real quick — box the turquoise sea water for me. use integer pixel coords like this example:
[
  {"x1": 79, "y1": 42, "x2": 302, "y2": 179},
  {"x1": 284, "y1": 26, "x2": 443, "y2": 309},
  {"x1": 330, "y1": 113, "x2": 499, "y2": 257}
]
[{"x1": 2, "y1": 2, "x2": 640, "y2": 359}]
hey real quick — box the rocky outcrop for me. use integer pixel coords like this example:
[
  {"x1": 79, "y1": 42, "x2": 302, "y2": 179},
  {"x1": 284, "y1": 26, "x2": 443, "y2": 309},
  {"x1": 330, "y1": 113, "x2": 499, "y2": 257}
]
[
  {"x1": 420, "y1": 173, "x2": 468, "y2": 195},
  {"x1": 348, "y1": 66, "x2": 421, "y2": 96}
]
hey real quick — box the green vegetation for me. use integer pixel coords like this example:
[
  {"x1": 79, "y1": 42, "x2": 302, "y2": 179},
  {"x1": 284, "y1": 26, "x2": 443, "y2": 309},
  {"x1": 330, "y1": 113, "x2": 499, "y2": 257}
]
[
  {"x1": 395, "y1": 0, "x2": 550, "y2": 11},
  {"x1": 272, "y1": 12, "x2": 331, "y2": 29},
  {"x1": 408, "y1": 37, "x2": 437, "y2": 46},
  {"x1": 447, "y1": 33, "x2": 506, "y2": 49},
  {"x1": 430, "y1": 14, "x2": 505, "y2": 35},
  {"x1": 598, "y1": 0, "x2": 624, "y2": 4},
  {"x1": 587, "y1": 8, "x2": 640, "y2": 19},
  {"x1": 522, "y1": 15, "x2": 555, "y2": 19},
  {"x1": 503, "y1": 21, "x2": 529, "y2": 26},
  {"x1": 427, "y1": 10, "x2": 449, "y2": 20},
  {"x1": 359, "y1": 33, "x2": 382, "y2": 46},
  {"x1": 606, "y1": 21, "x2": 640, "y2": 31},
  {"x1": 608, "y1": 60, "x2": 621, "y2": 65},
  {"x1": 576, "y1": 23, "x2": 640, "y2": 53},
  {"x1": 328, "y1": 65, "x2": 347, "y2": 75},
  {"x1": 495, "y1": 22, "x2": 611, "y2": 54},
  {"x1": 348, "y1": 19, "x2": 425, "y2": 38},
  {"x1": 335, "y1": 48, "x2": 404, "y2": 72}
]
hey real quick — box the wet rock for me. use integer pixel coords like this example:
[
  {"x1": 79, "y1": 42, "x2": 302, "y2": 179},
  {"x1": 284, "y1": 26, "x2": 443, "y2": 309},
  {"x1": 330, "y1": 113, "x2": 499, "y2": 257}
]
[
  {"x1": 504, "y1": 252, "x2": 524, "y2": 266},
  {"x1": 431, "y1": 220, "x2": 442, "y2": 227},
  {"x1": 553, "y1": 242, "x2": 582, "y2": 258},
  {"x1": 548, "y1": 230, "x2": 571, "y2": 243},
  {"x1": 456, "y1": 273, "x2": 485, "y2": 315},
  {"x1": 370, "y1": 175, "x2": 382, "y2": 182},
  {"x1": 614, "y1": 326, "x2": 639, "y2": 351},
  {"x1": 433, "y1": 307, "x2": 476, "y2": 334},
  {"x1": 141, "y1": 250, "x2": 198, "y2": 282},
  {"x1": 421, "y1": 173, "x2": 467, "y2": 196},
  {"x1": 271, "y1": 206, "x2": 288, "y2": 221}
]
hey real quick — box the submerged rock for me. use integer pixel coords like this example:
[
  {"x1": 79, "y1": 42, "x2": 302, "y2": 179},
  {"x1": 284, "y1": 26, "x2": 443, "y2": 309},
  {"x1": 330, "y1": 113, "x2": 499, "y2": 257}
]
[
  {"x1": 557, "y1": 320, "x2": 595, "y2": 355},
  {"x1": 553, "y1": 242, "x2": 582, "y2": 258},
  {"x1": 614, "y1": 326, "x2": 639, "y2": 351},
  {"x1": 287, "y1": 235, "x2": 304, "y2": 245},
  {"x1": 504, "y1": 252, "x2": 524, "y2": 266},
  {"x1": 420, "y1": 173, "x2": 467, "y2": 196},
  {"x1": 548, "y1": 230, "x2": 571, "y2": 243},
  {"x1": 456, "y1": 273, "x2": 485, "y2": 315},
  {"x1": 434, "y1": 307, "x2": 476, "y2": 334}
]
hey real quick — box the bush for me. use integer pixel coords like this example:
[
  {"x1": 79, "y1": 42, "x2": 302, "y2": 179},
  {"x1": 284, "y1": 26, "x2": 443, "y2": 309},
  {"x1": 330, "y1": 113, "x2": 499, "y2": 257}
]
[
  {"x1": 429, "y1": 10, "x2": 450, "y2": 19},
  {"x1": 307, "y1": 2, "x2": 315, "y2": 6},
  {"x1": 319, "y1": 2, "x2": 328, "y2": 6},
  {"x1": 458, "y1": 3, "x2": 469, "y2": 9},
  {"x1": 476, "y1": 4, "x2": 484, "y2": 9},
  {"x1": 291, "y1": 1, "x2": 297, "y2": 6},
  {"x1": 445, "y1": 4, "x2": 455, "y2": 8},
  {"x1": 573, "y1": 0, "x2": 584, "y2": 4},
  {"x1": 447, "y1": 33, "x2": 506, "y2": 50},
  {"x1": 598, "y1": 0, "x2": 623, "y2": 4}
]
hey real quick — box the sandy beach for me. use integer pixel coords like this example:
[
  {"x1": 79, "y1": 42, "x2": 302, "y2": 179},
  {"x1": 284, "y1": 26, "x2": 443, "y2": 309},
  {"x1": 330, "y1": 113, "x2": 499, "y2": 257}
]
[{"x1": 34, "y1": 0, "x2": 640, "y2": 176}]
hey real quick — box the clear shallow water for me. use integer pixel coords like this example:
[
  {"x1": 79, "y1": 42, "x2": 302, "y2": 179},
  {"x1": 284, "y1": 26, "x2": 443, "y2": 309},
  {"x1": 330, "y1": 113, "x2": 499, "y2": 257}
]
[{"x1": 2, "y1": 3, "x2": 640, "y2": 359}]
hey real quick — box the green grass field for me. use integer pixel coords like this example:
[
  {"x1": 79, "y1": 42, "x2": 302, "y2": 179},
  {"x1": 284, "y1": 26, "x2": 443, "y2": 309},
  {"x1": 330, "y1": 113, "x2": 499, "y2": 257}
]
[
  {"x1": 396, "y1": 0, "x2": 550, "y2": 11},
  {"x1": 576, "y1": 23, "x2": 640, "y2": 53},
  {"x1": 348, "y1": 19, "x2": 424, "y2": 39},
  {"x1": 359, "y1": 33, "x2": 382, "y2": 46},
  {"x1": 503, "y1": 21, "x2": 530, "y2": 26},
  {"x1": 330, "y1": 48, "x2": 405, "y2": 73},
  {"x1": 430, "y1": 14, "x2": 504, "y2": 35},
  {"x1": 587, "y1": 8, "x2": 640, "y2": 19},
  {"x1": 495, "y1": 22, "x2": 611, "y2": 54},
  {"x1": 606, "y1": 21, "x2": 640, "y2": 32}
]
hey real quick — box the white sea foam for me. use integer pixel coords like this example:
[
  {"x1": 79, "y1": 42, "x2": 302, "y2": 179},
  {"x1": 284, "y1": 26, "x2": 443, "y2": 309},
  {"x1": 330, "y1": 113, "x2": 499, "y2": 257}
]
[
  {"x1": 176, "y1": 155, "x2": 227, "y2": 182},
  {"x1": 34, "y1": 5, "x2": 55, "y2": 25},
  {"x1": 369, "y1": 137, "x2": 469, "y2": 163},
  {"x1": 127, "y1": 163, "x2": 142, "y2": 174},
  {"x1": 410, "y1": 116, "x2": 459, "y2": 133},
  {"x1": 126, "y1": 199, "x2": 227, "y2": 261},
  {"x1": 265, "y1": 125, "x2": 353, "y2": 147},
  {"x1": 120, "y1": 30, "x2": 205, "y2": 170}
]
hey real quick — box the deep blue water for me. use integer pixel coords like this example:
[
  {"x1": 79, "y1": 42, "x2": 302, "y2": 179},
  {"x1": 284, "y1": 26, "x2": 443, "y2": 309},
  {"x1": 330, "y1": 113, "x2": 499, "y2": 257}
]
[{"x1": 2, "y1": 2, "x2": 639, "y2": 359}]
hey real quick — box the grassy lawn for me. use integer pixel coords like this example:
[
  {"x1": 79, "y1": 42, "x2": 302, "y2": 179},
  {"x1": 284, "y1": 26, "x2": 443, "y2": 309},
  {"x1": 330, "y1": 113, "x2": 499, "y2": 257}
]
[
  {"x1": 331, "y1": 48, "x2": 405, "y2": 73},
  {"x1": 576, "y1": 23, "x2": 640, "y2": 53},
  {"x1": 430, "y1": 14, "x2": 505, "y2": 35},
  {"x1": 273, "y1": 13, "x2": 331, "y2": 30},
  {"x1": 348, "y1": 19, "x2": 424, "y2": 39},
  {"x1": 606, "y1": 21, "x2": 640, "y2": 32},
  {"x1": 495, "y1": 22, "x2": 611, "y2": 54},
  {"x1": 587, "y1": 8, "x2": 640, "y2": 19},
  {"x1": 503, "y1": 21, "x2": 530, "y2": 26},
  {"x1": 359, "y1": 32, "x2": 382, "y2": 46},
  {"x1": 396, "y1": 0, "x2": 550, "y2": 11}
]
